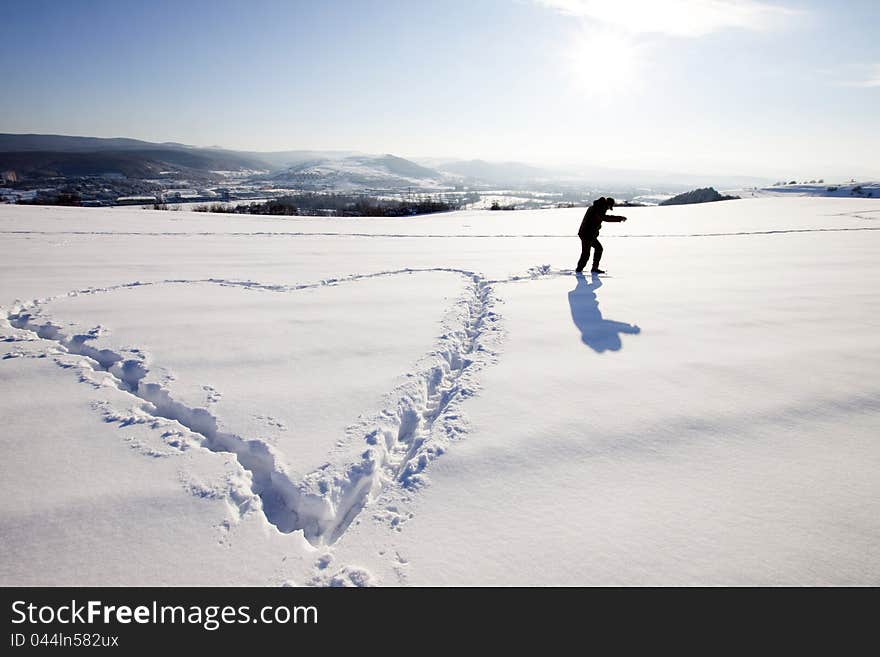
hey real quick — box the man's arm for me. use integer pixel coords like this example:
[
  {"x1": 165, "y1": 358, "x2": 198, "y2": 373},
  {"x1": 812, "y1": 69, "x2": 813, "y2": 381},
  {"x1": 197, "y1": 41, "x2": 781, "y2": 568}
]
[{"x1": 604, "y1": 214, "x2": 628, "y2": 222}]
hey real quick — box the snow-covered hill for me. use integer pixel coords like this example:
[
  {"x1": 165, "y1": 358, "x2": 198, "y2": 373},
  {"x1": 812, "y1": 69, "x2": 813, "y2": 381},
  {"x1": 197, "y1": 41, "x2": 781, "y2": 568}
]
[
  {"x1": 1, "y1": 197, "x2": 878, "y2": 585},
  {"x1": 752, "y1": 181, "x2": 879, "y2": 198},
  {"x1": 268, "y1": 154, "x2": 449, "y2": 190}
]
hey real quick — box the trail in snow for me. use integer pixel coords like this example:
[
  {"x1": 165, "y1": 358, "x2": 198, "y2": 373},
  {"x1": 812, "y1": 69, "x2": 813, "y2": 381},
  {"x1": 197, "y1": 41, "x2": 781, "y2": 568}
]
[
  {"x1": 1, "y1": 268, "x2": 482, "y2": 314},
  {"x1": 822, "y1": 209, "x2": 880, "y2": 217},
  {"x1": 1, "y1": 226, "x2": 879, "y2": 239},
  {"x1": 2, "y1": 268, "x2": 510, "y2": 546}
]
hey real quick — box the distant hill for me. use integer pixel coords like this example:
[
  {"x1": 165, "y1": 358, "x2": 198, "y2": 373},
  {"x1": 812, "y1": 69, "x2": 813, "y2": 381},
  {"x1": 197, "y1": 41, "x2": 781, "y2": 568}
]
[
  {"x1": 418, "y1": 157, "x2": 773, "y2": 189},
  {"x1": 0, "y1": 148, "x2": 269, "y2": 179},
  {"x1": 0, "y1": 134, "x2": 443, "y2": 186},
  {"x1": 0, "y1": 134, "x2": 270, "y2": 179},
  {"x1": 0, "y1": 133, "x2": 190, "y2": 152},
  {"x1": 270, "y1": 154, "x2": 446, "y2": 190},
  {"x1": 370, "y1": 154, "x2": 439, "y2": 180},
  {"x1": 426, "y1": 159, "x2": 555, "y2": 185},
  {"x1": 240, "y1": 150, "x2": 364, "y2": 169},
  {"x1": 756, "y1": 181, "x2": 879, "y2": 199},
  {"x1": 0, "y1": 133, "x2": 777, "y2": 192},
  {"x1": 660, "y1": 187, "x2": 740, "y2": 206}
]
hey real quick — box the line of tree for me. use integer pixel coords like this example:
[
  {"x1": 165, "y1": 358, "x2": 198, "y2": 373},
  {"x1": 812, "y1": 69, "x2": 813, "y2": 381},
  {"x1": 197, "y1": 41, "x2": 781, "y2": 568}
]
[
  {"x1": 192, "y1": 193, "x2": 458, "y2": 217},
  {"x1": 16, "y1": 191, "x2": 82, "y2": 206}
]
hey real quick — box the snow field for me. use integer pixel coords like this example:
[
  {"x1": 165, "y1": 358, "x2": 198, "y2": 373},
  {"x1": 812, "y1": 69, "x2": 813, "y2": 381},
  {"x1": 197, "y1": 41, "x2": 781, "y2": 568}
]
[{"x1": 1, "y1": 197, "x2": 878, "y2": 585}]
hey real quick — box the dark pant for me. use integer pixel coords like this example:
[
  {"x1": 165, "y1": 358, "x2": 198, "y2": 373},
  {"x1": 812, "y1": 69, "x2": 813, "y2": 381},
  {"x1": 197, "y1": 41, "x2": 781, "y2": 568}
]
[{"x1": 576, "y1": 236, "x2": 602, "y2": 272}]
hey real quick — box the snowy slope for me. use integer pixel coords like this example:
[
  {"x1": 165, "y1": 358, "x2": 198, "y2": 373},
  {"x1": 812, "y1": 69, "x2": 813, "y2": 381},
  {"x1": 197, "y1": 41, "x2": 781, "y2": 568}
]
[
  {"x1": 744, "y1": 181, "x2": 880, "y2": 199},
  {"x1": 1, "y1": 197, "x2": 879, "y2": 585}
]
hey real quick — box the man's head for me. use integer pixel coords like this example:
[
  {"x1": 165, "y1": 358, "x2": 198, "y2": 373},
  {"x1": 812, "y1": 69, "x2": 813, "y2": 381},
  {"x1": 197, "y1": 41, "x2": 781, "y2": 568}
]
[{"x1": 605, "y1": 197, "x2": 615, "y2": 210}]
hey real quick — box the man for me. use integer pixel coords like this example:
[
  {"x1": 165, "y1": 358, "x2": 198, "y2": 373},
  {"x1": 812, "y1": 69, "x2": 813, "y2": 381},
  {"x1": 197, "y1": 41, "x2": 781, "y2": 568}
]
[{"x1": 576, "y1": 197, "x2": 627, "y2": 274}]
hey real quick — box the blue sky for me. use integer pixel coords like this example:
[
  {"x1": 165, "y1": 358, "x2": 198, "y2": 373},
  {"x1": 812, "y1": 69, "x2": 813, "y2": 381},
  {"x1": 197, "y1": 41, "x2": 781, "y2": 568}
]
[{"x1": 1, "y1": 0, "x2": 877, "y2": 178}]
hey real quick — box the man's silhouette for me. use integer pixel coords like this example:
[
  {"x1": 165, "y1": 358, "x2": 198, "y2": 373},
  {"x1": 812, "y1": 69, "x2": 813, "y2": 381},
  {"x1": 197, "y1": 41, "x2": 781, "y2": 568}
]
[
  {"x1": 576, "y1": 197, "x2": 627, "y2": 274},
  {"x1": 568, "y1": 273, "x2": 640, "y2": 352}
]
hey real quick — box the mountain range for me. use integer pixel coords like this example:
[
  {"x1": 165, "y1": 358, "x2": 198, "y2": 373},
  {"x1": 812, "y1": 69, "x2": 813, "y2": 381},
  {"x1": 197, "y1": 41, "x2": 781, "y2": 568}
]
[{"x1": 0, "y1": 133, "x2": 772, "y2": 190}]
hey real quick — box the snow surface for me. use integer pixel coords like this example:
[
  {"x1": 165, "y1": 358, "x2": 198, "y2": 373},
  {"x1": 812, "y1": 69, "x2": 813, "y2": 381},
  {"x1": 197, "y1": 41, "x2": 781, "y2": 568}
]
[{"x1": 1, "y1": 197, "x2": 878, "y2": 585}]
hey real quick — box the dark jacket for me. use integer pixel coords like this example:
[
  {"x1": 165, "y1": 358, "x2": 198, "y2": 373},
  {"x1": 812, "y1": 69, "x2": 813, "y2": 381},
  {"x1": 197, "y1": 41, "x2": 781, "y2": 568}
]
[{"x1": 578, "y1": 204, "x2": 625, "y2": 238}]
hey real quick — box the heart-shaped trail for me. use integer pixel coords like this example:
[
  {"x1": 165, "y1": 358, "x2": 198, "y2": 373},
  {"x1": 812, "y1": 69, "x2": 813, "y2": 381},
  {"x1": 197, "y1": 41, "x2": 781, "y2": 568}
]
[{"x1": 3, "y1": 267, "x2": 515, "y2": 546}]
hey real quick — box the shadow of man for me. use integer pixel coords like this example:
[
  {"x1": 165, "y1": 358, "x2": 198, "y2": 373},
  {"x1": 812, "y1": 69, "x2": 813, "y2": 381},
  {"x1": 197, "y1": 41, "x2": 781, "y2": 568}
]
[{"x1": 568, "y1": 273, "x2": 641, "y2": 352}]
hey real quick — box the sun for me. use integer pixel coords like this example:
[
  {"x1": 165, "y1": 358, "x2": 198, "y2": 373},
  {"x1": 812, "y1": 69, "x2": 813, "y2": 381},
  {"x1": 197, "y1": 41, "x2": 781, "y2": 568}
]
[{"x1": 566, "y1": 29, "x2": 640, "y2": 97}]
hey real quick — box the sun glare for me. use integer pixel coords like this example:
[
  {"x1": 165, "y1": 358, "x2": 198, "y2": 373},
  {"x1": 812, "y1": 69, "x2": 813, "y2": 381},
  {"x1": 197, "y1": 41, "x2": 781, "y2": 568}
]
[{"x1": 567, "y1": 29, "x2": 640, "y2": 97}]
